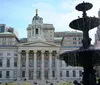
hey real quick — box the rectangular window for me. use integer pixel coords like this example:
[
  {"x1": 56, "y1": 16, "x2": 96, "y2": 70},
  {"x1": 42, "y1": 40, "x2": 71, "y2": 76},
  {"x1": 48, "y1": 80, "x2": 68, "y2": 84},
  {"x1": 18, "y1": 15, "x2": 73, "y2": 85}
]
[
  {"x1": 13, "y1": 70, "x2": 17, "y2": 78},
  {"x1": 29, "y1": 59, "x2": 34, "y2": 67},
  {"x1": 73, "y1": 42, "x2": 77, "y2": 44},
  {"x1": 0, "y1": 53, "x2": 3, "y2": 56},
  {"x1": 60, "y1": 61, "x2": 62, "y2": 67},
  {"x1": 73, "y1": 71, "x2": 76, "y2": 77},
  {"x1": 44, "y1": 60, "x2": 48, "y2": 67},
  {"x1": 2, "y1": 38, "x2": 6, "y2": 45},
  {"x1": 45, "y1": 70, "x2": 48, "y2": 79},
  {"x1": 22, "y1": 71, "x2": 25, "y2": 77},
  {"x1": 66, "y1": 71, "x2": 69, "y2": 77},
  {"x1": 6, "y1": 71, "x2": 10, "y2": 78},
  {"x1": 60, "y1": 71, "x2": 62, "y2": 77},
  {"x1": 22, "y1": 56, "x2": 26, "y2": 67},
  {"x1": 52, "y1": 59, "x2": 55, "y2": 67},
  {"x1": 52, "y1": 71, "x2": 55, "y2": 77},
  {"x1": 0, "y1": 71, "x2": 2, "y2": 78},
  {"x1": 73, "y1": 38, "x2": 76, "y2": 40},
  {"x1": 14, "y1": 53, "x2": 17, "y2": 56},
  {"x1": 14, "y1": 58, "x2": 17, "y2": 67},
  {"x1": 37, "y1": 60, "x2": 41, "y2": 67},
  {"x1": 7, "y1": 53, "x2": 11, "y2": 56},
  {"x1": 7, "y1": 58, "x2": 10, "y2": 67},
  {"x1": 0, "y1": 59, "x2": 2, "y2": 67},
  {"x1": 79, "y1": 70, "x2": 82, "y2": 77}
]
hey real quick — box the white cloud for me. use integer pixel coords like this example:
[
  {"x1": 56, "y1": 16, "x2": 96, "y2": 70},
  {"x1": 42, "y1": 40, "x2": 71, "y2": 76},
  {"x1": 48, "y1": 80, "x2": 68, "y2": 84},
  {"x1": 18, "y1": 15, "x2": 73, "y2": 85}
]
[{"x1": 32, "y1": 0, "x2": 100, "y2": 44}]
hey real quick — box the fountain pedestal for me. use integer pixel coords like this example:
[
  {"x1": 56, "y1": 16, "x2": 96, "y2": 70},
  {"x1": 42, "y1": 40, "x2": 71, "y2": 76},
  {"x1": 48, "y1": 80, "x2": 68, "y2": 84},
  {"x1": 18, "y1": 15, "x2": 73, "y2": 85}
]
[{"x1": 83, "y1": 66, "x2": 96, "y2": 85}]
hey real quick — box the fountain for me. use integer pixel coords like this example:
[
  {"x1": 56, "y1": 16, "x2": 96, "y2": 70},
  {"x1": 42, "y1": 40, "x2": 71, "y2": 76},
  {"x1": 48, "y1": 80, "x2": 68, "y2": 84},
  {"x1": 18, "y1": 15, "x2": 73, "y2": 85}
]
[{"x1": 59, "y1": 1, "x2": 100, "y2": 85}]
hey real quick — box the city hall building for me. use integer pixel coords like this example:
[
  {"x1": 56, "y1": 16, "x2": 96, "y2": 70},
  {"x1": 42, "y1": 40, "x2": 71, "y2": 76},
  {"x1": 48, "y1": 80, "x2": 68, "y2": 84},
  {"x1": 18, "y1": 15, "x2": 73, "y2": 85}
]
[{"x1": 0, "y1": 10, "x2": 83, "y2": 83}]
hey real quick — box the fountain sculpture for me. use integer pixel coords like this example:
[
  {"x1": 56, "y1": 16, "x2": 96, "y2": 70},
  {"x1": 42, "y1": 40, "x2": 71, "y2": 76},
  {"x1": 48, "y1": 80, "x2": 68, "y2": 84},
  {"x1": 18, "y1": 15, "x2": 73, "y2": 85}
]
[{"x1": 59, "y1": 1, "x2": 100, "y2": 85}]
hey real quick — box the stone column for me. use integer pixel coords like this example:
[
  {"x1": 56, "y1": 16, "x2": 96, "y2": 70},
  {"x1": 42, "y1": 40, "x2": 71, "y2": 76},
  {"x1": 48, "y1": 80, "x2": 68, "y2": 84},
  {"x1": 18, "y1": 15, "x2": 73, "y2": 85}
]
[
  {"x1": 33, "y1": 50, "x2": 37, "y2": 79},
  {"x1": 17, "y1": 50, "x2": 21, "y2": 80},
  {"x1": 25, "y1": 50, "x2": 29, "y2": 80},
  {"x1": 49, "y1": 51, "x2": 52, "y2": 79},
  {"x1": 41, "y1": 50, "x2": 45, "y2": 80},
  {"x1": 56, "y1": 52, "x2": 60, "y2": 80}
]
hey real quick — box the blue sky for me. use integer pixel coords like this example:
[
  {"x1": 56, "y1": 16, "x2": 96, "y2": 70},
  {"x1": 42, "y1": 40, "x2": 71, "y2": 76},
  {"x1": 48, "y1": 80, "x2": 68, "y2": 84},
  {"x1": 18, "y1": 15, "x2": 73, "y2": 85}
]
[{"x1": 0, "y1": 0, "x2": 100, "y2": 44}]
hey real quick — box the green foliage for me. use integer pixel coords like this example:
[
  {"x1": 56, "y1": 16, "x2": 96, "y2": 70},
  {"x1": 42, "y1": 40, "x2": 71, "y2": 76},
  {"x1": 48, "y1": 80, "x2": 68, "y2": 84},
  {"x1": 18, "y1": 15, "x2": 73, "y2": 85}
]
[
  {"x1": 59, "y1": 81, "x2": 74, "y2": 85},
  {"x1": 4, "y1": 82, "x2": 32, "y2": 85}
]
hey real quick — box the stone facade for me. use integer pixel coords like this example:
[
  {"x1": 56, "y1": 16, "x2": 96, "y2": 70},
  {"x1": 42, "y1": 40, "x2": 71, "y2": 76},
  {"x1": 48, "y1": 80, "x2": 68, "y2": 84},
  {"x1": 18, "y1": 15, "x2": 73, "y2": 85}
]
[{"x1": 0, "y1": 9, "x2": 83, "y2": 83}]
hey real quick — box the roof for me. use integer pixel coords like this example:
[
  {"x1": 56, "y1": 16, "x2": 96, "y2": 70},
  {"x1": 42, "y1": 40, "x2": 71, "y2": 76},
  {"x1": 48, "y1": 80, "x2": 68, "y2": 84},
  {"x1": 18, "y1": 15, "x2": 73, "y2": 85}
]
[
  {"x1": 43, "y1": 24, "x2": 54, "y2": 29},
  {"x1": 54, "y1": 31, "x2": 83, "y2": 37},
  {"x1": 0, "y1": 32, "x2": 15, "y2": 35}
]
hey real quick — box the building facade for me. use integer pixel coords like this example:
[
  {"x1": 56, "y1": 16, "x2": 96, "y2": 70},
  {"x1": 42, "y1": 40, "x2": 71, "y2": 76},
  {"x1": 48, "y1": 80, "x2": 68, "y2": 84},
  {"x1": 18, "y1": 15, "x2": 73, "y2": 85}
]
[
  {"x1": 0, "y1": 9, "x2": 83, "y2": 83},
  {"x1": 94, "y1": 9, "x2": 100, "y2": 77}
]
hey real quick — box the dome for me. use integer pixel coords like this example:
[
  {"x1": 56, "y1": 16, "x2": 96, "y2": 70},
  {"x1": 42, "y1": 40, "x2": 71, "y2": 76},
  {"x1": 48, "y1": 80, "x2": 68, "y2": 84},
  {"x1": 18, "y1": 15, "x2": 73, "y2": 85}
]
[
  {"x1": 32, "y1": 9, "x2": 43, "y2": 24},
  {"x1": 32, "y1": 14, "x2": 43, "y2": 21}
]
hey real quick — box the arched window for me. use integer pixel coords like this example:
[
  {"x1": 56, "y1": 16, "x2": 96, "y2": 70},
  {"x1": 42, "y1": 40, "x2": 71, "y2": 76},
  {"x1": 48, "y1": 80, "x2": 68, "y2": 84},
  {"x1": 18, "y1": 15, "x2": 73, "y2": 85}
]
[{"x1": 36, "y1": 29, "x2": 38, "y2": 34}]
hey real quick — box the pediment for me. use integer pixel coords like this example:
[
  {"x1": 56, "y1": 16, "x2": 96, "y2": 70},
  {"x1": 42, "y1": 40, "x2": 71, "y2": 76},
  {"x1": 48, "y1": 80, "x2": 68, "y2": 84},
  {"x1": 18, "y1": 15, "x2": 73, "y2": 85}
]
[{"x1": 19, "y1": 41, "x2": 59, "y2": 47}]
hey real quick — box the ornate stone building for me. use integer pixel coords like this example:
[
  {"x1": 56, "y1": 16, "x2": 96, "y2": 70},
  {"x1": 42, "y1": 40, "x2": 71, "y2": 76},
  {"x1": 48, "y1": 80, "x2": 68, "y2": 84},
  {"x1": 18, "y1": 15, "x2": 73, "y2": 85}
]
[{"x1": 0, "y1": 9, "x2": 83, "y2": 83}]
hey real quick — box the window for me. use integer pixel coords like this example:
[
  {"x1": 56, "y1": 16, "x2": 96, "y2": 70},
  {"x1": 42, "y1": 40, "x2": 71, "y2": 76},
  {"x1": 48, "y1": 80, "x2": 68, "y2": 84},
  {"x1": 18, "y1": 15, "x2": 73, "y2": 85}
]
[
  {"x1": 2, "y1": 38, "x2": 6, "y2": 41},
  {"x1": 0, "y1": 71, "x2": 2, "y2": 78},
  {"x1": 60, "y1": 61, "x2": 62, "y2": 67},
  {"x1": 79, "y1": 70, "x2": 82, "y2": 77},
  {"x1": 60, "y1": 71, "x2": 62, "y2": 77},
  {"x1": 29, "y1": 59, "x2": 34, "y2": 67},
  {"x1": 73, "y1": 42, "x2": 77, "y2": 44},
  {"x1": 79, "y1": 38, "x2": 81, "y2": 40},
  {"x1": 52, "y1": 59, "x2": 55, "y2": 67},
  {"x1": 14, "y1": 58, "x2": 17, "y2": 67},
  {"x1": 45, "y1": 70, "x2": 48, "y2": 79},
  {"x1": 0, "y1": 59, "x2": 2, "y2": 67},
  {"x1": 7, "y1": 58, "x2": 10, "y2": 67},
  {"x1": 79, "y1": 41, "x2": 82, "y2": 44},
  {"x1": 73, "y1": 71, "x2": 76, "y2": 77},
  {"x1": 22, "y1": 71, "x2": 25, "y2": 77},
  {"x1": 22, "y1": 57, "x2": 26, "y2": 67},
  {"x1": 13, "y1": 70, "x2": 17, "y2": 78},
  {"x1": 44, "y1": 60, "x2": 48, "y2": 67},
  {"x1": 7, "y1": 53, "x2": 11, "y2": 56},
  {"x1": 36, "y1": 29, "x2": 38, "y2": 34},
  {"x1": 6, "y1": 71, "x2": 10, "y2": 78},
  {"x1": 73, "y1": 38, "x2": 76, "y2": 40},
  {"x1": 2, "y1": 42, "x2": 6, "y2": 45},
  {"x1": 0, "y1": 53, "x2": 3, "y2": 56},
  {"x1": 2, "y1": 38, "x2": 6, "y2": 45},
  {"x1": 52, "y1": 71, "x2": 55, "y2": 77},
  {"x1": 66, "y1": 71, "x2": 69, "y2": 77},
  {"x1": 14, "y1": 53, "x2": 17, "y2": 56},
  {"x1": 37, "y1": 60, "x2": 41, "y2": 67}
]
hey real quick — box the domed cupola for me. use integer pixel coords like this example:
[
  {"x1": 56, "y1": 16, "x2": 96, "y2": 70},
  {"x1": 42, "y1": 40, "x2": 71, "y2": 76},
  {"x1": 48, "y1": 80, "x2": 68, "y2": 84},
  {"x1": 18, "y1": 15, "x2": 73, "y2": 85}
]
[
  {"x1": 27, "y1": 9, "x2": 45, "y2": 42},
  {"x1": 32, "y1": 9, "x2": 43, "y2": 24}
]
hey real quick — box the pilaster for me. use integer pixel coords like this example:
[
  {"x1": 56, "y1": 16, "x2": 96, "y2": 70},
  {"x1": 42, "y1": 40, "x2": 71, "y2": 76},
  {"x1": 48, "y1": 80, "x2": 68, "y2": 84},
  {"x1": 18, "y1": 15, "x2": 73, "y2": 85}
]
[
  {"x1": 41, "y1": 50, "x2": 45, "y2": 80},
  {"x1": 49, "y1": 50, "x2": 52, "y2": 79},
  {"x1": 25, "y1": 50, "x2": 29, "y2": 80},
  {"x1": 33, "y1": 50, "x2": 37, "y2": 79},
  {"x1": 17, "y1": 50, "x2": 21, "y2": 80}
]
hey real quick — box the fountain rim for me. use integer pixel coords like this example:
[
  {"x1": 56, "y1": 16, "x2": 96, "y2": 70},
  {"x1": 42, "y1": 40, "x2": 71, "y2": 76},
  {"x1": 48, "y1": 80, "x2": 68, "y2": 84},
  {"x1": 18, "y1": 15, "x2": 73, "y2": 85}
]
[
  {"x1": 69, "y1": 17, "x2": 100, "y2": 31},
  {"x1": 75, "y1": 1, "x2": 93, "y2": 11}
]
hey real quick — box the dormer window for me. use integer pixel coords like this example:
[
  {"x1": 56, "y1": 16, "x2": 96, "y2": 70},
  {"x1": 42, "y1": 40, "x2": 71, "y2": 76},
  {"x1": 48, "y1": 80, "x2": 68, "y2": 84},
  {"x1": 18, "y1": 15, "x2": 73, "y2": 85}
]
[{"x1": 36, "y1": 29, "x2": 38, "y2": 34}]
